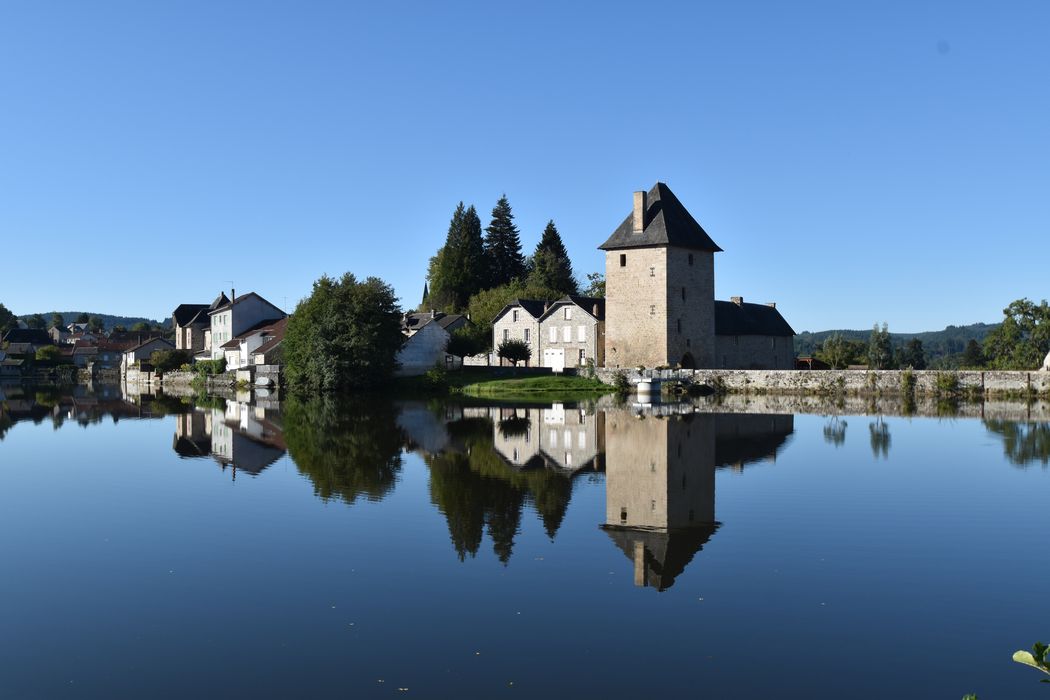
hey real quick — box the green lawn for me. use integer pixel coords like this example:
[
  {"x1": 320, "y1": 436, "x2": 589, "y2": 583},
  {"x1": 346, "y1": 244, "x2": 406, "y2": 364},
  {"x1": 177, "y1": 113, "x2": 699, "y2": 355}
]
[{"x1": 392, "y1": 367, "x2": 614, "y2": 399}]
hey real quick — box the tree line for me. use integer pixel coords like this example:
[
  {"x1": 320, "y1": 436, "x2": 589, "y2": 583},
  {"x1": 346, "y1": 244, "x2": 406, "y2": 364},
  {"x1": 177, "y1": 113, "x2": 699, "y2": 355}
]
[{"x1": 812, "y1": 298, "x2": 1050, "y2": 370}]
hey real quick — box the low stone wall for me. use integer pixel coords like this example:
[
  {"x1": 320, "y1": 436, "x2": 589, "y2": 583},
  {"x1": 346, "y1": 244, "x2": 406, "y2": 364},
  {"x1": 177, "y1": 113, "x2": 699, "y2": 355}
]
[{"x1": 595, "y1": 368, "x2": 1050, "y2": 397}]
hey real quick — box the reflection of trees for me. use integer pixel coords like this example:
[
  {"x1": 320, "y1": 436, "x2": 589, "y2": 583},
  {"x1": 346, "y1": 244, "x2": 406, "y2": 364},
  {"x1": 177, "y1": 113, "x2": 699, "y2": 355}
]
[
  {"x1": 985, "y1": 420, "x2": 1050, "y2": 467},
  {"x1": 283, "y1": 396, "x2": 405, "y2": 504},
  {"x1": 426, "y1": 418, "x2": 574, "y2": 564},
  {"x1": 869, "y1": 416, "x2": 890, "y2": 459},
  {"x1": 823, "y1": 417, "x2": 847, "y2": 447}
]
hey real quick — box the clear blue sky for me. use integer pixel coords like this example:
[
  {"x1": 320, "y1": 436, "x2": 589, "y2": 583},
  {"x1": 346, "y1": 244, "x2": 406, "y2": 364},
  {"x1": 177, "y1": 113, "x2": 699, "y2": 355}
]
[{"x1": 1, "y1": 1, "x2": 1047, "y2": 332}]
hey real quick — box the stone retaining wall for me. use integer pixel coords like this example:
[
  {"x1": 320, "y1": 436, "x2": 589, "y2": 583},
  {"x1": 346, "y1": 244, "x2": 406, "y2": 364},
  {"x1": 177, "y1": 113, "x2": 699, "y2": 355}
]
[{"x1": 595, "y1": 368, "x2": 1050, "y2": 397}]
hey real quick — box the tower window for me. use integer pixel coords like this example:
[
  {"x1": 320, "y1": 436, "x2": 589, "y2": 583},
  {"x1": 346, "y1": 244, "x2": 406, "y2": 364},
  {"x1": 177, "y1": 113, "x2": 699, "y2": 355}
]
[
  {"x1": 619, "y1": 254, "x2": 626, "y2": 267},
  {"x1": 676, "y1": 319, "x2": 681, "y2": 334},
  {"x1": 649, "y1": 305, "x2": 656, "y2": 316},
  {"x1": 688, "y1": 253, "x2": 694, "y2": 266},
  {"x1": 681, "y1": 287, "x2": 686, "y2": 301},
  {"x1": 649, "y1": 266, "x2": 655, "y2": 277}
]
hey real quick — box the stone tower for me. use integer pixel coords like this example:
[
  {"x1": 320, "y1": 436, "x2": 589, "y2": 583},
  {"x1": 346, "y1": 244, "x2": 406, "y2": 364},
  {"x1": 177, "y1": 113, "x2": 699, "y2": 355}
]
[{"x1": 600, "y1": 183, "x2": 722, "y2": 369}]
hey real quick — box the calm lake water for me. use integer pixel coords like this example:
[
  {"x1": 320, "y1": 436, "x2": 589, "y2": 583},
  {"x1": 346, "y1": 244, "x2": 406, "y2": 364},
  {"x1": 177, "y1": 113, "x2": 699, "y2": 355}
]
[{"x1": 2, "y1": 387, "x2": 1050, "y2": 698}]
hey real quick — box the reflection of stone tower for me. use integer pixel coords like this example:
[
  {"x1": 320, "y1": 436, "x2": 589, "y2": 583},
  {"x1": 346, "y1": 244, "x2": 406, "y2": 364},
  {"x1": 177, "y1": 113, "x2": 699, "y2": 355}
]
[
  {"x1": 602, "y1": 412, "x2": 717, "y2": 591},
  {"x1": 600, "y1": 183, "x2": 722, "y2": 369}
]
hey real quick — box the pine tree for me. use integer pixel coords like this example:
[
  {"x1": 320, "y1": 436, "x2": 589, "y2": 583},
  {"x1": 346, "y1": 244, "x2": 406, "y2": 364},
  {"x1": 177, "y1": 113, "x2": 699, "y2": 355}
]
[
  {"x1": 428, "y1": 203, "x2": 487, "y2": 311},
  {"x1": 527, "y1": 220, "x2": 577, "y2": 296},
  {"x1": 483, "y1": 195, "x2": 526, "y2": 289}
]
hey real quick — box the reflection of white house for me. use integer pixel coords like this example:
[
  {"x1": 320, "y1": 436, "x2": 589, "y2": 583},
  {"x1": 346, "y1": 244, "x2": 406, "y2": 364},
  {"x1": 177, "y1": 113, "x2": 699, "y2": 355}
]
[
  {"x1": 174, "y1": 403, "x2": 286, "y2": 476},
  {"x1": 492, "y1": 407, "x2": 543, "y2": 467},
  {"x1": 490, "y1": 404, "x2": 602, "y2": 472},
  {"x1": 1043, "y1": 350, "x2": 1050, "y2": 371}
]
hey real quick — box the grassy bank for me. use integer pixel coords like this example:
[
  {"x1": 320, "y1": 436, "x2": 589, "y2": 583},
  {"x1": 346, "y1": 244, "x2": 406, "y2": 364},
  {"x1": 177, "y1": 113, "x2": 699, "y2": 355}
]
[{"x1": 394, "y1": 367, "x2": 613, "y2": 401}]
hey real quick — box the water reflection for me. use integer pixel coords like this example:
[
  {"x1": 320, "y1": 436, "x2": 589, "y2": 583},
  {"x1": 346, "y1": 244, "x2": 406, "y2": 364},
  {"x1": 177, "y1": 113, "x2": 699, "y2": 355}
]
[
  {"x1": 174, "y1": 401, "x2": 286, "y2": 477},
  {"x1": 984, "y1": 420, "x2": 1050, "y2": 467}
]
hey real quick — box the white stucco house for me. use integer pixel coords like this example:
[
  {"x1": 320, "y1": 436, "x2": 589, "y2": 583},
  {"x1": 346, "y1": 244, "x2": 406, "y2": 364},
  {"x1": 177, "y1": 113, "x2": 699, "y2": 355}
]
[
  {"x1": 121, "y1": 337, "x2": 175, "y2": 372},
  {"x1": 395, "y1": 318, "x2": 464, "y2": 376},
  {"x1": 207, "y1": 291, "x2": 286, "y2": 361},
  {"x1": 220, "y1": 318, "x2": 288, "y2": 372}
]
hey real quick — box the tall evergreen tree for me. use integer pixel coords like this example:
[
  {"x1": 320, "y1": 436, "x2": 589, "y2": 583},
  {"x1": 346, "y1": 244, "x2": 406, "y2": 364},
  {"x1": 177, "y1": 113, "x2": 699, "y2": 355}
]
[
  {"x1": 528, "y1": 220, "x2": 577, "y2": 296},
  {"x1": 428, "y1": 203, "x2": 487, "y2": 311},
  {"x1": 483, "y1": 195, "x2": 526, "y2": 288}
]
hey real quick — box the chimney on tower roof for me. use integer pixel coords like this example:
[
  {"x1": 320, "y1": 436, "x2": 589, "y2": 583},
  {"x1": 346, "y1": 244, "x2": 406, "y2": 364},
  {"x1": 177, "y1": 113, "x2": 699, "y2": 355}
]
[{"x1": 632, "y1": 191, "x2": 647, "y2": 233}]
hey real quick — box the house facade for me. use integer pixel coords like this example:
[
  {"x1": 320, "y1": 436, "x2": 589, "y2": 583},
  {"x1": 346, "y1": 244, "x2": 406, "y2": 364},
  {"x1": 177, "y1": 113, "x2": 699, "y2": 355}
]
[
  {"x1": 491, "y1": 300, "x2": 545, "y2": 366},
  {"x1": 395, "y1": 319, "x2": 453, "y2": 376},
  {"x1": 207, "y1": 291, "x2": 286, "y2": 360},
  {"x1": 121, "y1": 337, "x2": 175, "y2": 372},
  {"x1": 536, "y1": 296, "x2": 605, "y2": 372},
  {"x1": 173, "y1": 294, "x2": 226, "y2": 354},
  {"x1": 221, "y1": 317, "x2": 287, "y2": 372}
]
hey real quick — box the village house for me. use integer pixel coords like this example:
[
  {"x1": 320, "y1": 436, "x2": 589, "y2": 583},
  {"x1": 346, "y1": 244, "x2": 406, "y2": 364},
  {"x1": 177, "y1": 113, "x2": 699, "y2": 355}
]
[
  {"x1": 536, "y1": 296, "x2": 605, "y2": 372},
  {"x1": 600, "y1": 183, "x2": 794, "y2": 370},
  {"x1": 2, "y1": 328, "x2": 51, "y2": 356},
  {"x1": 221, "y1": 317, "x2": 288, "y2": 372},
  {"x1": 121, "y1": 337, "x2": 175, "y2": 373},
  {"x1": 172, "y1": 293, "x2": 228, "y2": 355},
  {"x1": 207, "y1": 290, "x2": 286, "y2": 361},
  {"x1": 395, "y1": 313, "x2": 470, "y2": 376},
  {"x1": 491, "y1": 299, "x2": 546, "y2": 366},
  {"x1": 49, "y1": 326, "x2": 71, "y2": 344}
]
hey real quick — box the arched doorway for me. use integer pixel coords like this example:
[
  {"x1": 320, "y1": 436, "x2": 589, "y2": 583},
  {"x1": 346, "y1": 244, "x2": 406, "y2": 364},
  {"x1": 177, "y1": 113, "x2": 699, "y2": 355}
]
[{"x1": 680, "y1": 352, "x2": 696, "y2": 369}]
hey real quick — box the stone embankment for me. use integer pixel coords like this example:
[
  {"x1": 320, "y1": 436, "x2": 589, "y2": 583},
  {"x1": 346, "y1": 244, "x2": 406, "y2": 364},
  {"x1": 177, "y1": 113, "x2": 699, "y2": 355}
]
[{"x1": 594, "y1": 368, "x2": 1050, "y2": 398}]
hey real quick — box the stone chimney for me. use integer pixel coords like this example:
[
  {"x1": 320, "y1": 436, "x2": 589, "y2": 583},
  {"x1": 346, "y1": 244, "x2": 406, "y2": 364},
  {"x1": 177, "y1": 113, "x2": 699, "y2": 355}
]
[
  {"x1": 633, "y1": 191, "x2": 647, "y2": 233},
  {"x1": 231, "y1": 288, "x2": 236, "y2": 307},
  {"x1": 731, "y1": 296, "x2": 743, "y2": 306},
  {"x1": 766, "y1": 302, "x2": 776, "y2": 309},
  {"x1": 593, "y1": 303, "x2": 600, "y2": 317}
]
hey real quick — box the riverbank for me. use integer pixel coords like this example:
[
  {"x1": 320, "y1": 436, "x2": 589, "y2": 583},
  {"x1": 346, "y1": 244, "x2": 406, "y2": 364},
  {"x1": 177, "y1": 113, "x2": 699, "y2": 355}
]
[{"x1": 393, "y1": 367, "x2": 612, "y2": 401}]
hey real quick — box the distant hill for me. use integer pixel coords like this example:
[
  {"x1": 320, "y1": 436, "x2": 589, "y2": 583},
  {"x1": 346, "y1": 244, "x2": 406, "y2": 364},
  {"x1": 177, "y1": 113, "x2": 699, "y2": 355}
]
[
  {"x1": 18, "y1": 312, "x2": 169, "y2": 331},
  {"x1": 794, "y1": 323, "x2": 999, "y2": 362}
]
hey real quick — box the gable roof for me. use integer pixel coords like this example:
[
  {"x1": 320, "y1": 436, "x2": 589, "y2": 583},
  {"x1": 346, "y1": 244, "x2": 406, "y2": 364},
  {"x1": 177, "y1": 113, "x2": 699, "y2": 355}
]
[
  {"x1": 435, "y1": 313, "x2": 469, "y2": 330},
  {"x1": 599, "y1": 182, "x2": 722, "y2": 252},
  {"x1": 714, "y1": 300, "x2": 795, "y2": 337},
  {"x1": 210, "y1": 292, "x2": 230, "y2": 310},
  {"x1": 208, "y1": 292, "x2": 285, "y2": 317},
  {"x1": 220, "y1": 317, "x2": 286, "y2": 349},
  {"x1": 538, "y1": 296, "x2": 606, "y2": 322},
  {"x1": 126, "y1": 337, "x2": 175, "y2": 354},
  {"x1": 492, "y1": 299, "x2": 549, "y2": 324},
  {"x1": 173, "y1": 303, "x2": 210, "y2": 327},
  {"x1": 2, "y1": 328, "x2": 50, "y2": 345}
]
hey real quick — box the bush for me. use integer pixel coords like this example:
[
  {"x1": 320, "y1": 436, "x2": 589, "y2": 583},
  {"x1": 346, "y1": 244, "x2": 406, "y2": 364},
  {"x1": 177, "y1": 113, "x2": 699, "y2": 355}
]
[
  {"x1": 34, "y1": 345, "x2": 63, "y2": 362},
  {"x1": 193, "y1": 358, "x2": 227, "y2": 376},
  {"x1": 935, "y1": 371, "x2": 960, "y2": 396},
  {"x1": 900, "y1": 368, "x2": 916, "y2": 396},
  {"x1": 150, "y1": 349, "x2": 192, "y2": 373},
  {"x1": 497, "y1": 338, "x2": 531, "y2": 367},
  {"x1": 612, "y1": 370, "x2": 630, "y2": 394}
]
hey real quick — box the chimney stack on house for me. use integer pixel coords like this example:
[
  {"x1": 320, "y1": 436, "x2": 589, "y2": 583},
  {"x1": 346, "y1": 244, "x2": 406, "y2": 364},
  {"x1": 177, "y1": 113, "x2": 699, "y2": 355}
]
[
  {"x1": 766, "y1": 302, "x2": 776, "y2": 308},
  {"x1": 632, "y1": 191, "x2": 647, "y2": 233},
  {"x1": 593, "y1": 303, "x2": 600, "y2": 316},
  {"x1": 731, "y1": 296, "x2": 744, "y2": 306}
]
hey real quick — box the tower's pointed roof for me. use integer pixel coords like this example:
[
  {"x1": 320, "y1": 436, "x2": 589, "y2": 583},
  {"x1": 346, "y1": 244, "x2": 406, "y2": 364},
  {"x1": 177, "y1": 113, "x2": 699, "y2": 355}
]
[{"x1": 599, "y1": 182, "x2": 722, "y2": 252}]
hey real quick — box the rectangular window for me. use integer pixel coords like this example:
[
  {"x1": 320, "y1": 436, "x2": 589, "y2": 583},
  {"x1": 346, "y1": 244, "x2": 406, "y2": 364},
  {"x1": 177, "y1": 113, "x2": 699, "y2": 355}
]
[
  {"x1": 577, "y1": 326, "x2": 586, "y2": 342},
  {"x1": 578, "y1": 349, "x2": 586, "y2": 365},
  {"x1": 564, "y1": 307, "x2": 572, "y2": 320},
  {"x1": 512, "y1": 309, "x2": 519, "y2": 322},
  {"x1": 503, "y1": 329, "x2": 509, "y2": 342},
  {"x1": 771, "y1": 337, "x2": 777, "y2": 348},
  {"x1": 562, "y1": 326, "x2": 571, "y2": 342},
  {"x1": 549, "y1": 326, "x2": 557, "y2": 343},
  {"x1": 524, "y1": 328, "x2": 530, "y2": 343},
  {"x1": 619, "y1": 254, "x2": 626, "y2": 267},
  {"x1": 682, "y1": 287, "x2": 686, "y2": 300}
]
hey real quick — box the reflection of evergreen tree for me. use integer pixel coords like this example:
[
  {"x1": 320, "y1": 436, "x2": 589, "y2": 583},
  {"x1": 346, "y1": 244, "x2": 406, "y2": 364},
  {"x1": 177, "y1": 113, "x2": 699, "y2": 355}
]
[
  {"x1": 985, "y1": 420, "x2": 1050, "y2": 467},
  {"x1": 284, "y1": 397, "x2": 405, "y2": 504},
  {"x1": 425, "y1": 419, "x2": 576, "y2": 563}
]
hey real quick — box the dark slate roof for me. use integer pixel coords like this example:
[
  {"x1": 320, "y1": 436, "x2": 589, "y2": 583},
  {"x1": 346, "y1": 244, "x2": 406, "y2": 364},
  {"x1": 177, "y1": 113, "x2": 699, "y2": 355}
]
[
  {"x1": 173, "y1": 303, "x2": 210, "y2": 327},
  {"x1": 599, "y1": 182, "x2": 722, "y2": 252},
  {"x1": 220, "y1": 317, "x2": 286, "y2": 349},
  {"x1": 603, "y1": 524, "x2": 720, "y2": 592},
  {"x1": 492, "y1": 299, "x2": 548, "y2": 324},
  {"x1": 2, "y1": 328, "x2": 51, "y2": 345},
  {"x1": 209, "y1": 292, "x2": 285, "y2": 318},
  {"x1": 435, "y1": 314, "x2": 469, "y2": 330},
  {"x1": 210, "y1": 292, "x2": 230, "y2": 310},
  {"x1": 714, "y1": 301, "x2": 795, "y2": 337},
  {"x1": 539, "y1": 296, "x2": 606, "y2": 322}
]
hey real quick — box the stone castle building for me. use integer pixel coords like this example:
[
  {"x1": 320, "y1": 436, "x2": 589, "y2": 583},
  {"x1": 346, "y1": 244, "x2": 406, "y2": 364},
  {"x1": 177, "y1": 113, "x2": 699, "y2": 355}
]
[{"x1": 601, "y1": 183, "x2": 794, "y2": 369}]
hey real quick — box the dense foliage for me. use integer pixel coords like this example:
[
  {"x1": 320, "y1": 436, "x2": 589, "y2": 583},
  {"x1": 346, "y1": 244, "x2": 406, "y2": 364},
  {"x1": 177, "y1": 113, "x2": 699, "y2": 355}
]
[
  {"x1": 283, "y1": 273, "x2": 403, "y2": 392},
  {"x1": 150, "y1": 349, "x2": 192, "y2": 372},
  {"x1": 0, "y1": 303, "x2": 16, "y2": 333},
  {"x1": 583, "y1": 272, "x2": 605, "y2": 298},
  {"x1": 982, "y1": 298, "x2": 1050, "y2": 370},
  {"x1": 796, "y1": 323, "x2": 998, "y2": 366}
]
